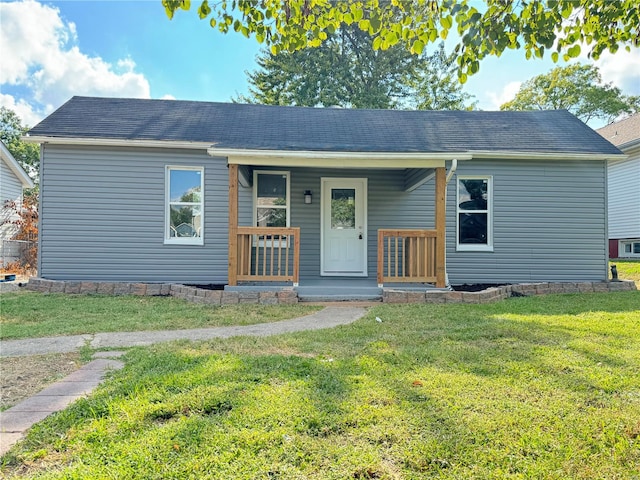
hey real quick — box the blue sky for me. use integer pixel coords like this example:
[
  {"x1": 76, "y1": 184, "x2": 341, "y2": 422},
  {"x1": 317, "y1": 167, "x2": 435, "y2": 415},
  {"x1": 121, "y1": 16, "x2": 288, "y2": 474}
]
[{"x1": 1, "y1": 0, "x2": 639, "y2": 129}]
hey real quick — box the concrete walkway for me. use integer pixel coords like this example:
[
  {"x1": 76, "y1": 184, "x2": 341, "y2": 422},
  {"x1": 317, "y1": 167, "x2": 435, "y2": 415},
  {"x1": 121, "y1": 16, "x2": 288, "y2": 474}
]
[
  {"x1": 0, "y1": 352, "x2": 125, "y2": 456},
  {"x1": 0, "y1": 306, "x2": 367, "y2": 455},
  {"x1": 0, "y1": 306, "x2": 366, "y2": 357}
]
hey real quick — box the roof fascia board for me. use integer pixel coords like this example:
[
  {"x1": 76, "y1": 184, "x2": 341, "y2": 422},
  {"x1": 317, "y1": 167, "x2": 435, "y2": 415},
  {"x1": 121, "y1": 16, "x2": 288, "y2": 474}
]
[
  {"x1": 211, "y1": 148, "x2": 470, "y2": 169},
  {"x1": 1, "y1": 142, "x2": 35, "y2": 188},
  {"x1": 617, "y1": 138, "x2": 640, "y2": 153},
  {"x1": 225, "y1": 156, "x2": 448, "y2": 169},
  {"x1": 23, "y1": 136, "x2": 212, "y2": 150},
  {"x1": 469, "y1": 150, "x2": 625, "y2": 161}
]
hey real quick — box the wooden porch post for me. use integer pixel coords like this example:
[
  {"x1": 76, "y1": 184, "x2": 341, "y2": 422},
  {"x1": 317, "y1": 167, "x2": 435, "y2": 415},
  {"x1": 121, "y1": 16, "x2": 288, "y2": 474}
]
[
  {"x1": 435, "y1": 167, "x2": 446, "y2": 288},
  {"x1": 228, "y1": 163, "x2": 238, "y2": 286}
]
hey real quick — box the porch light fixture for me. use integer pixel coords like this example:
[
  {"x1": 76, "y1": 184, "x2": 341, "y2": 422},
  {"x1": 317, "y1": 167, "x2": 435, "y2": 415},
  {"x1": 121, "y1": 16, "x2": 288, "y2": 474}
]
[{"x1": 304, "y1": 190, "x2": 312, "y2": 204}]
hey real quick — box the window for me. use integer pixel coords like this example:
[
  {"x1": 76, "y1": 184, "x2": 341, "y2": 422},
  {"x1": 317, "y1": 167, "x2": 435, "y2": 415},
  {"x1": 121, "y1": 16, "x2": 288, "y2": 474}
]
[
  {"x1": 253, "y1": 171, "x2": 290, "y2": 246},
  {"x1": 457, "y1": 176, "x2": 492, "y2": 251},
  {"x1": 254, "y1": 170, "x2": 290, "y2": 228},
  {"x1": 620, "y1": 240, "x2": 640, "y2": 258},
  {"x1": 165, "y1": 166, "x2": 204, "y2": 245}
]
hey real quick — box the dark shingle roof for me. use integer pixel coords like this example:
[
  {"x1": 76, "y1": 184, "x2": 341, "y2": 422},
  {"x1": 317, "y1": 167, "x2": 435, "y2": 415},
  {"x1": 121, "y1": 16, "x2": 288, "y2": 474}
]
[{"x1": 28, "y1": 96, "x2": 621, "y2": 155}]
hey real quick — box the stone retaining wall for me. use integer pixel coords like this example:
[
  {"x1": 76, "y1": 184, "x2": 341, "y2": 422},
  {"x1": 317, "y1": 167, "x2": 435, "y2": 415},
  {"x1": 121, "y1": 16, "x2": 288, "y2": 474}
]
[
  {"x1": 384, "y1": 280, "x2": 636, "y2": 304},
  {"x1": 25, "y1": 278, "x2": 636, "y2": 305}
]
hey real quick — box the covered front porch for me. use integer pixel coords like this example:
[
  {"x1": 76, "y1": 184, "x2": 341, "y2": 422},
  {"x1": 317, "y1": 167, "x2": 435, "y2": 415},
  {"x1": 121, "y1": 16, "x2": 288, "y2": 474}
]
[{"x1": 223, "y1": 156, "x2": 455, "y2": 291}]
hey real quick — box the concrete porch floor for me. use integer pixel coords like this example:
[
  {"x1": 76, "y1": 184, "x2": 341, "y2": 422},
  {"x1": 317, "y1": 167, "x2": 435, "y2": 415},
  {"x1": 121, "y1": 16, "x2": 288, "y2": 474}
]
[{"x1": 226, "y1": 278, "x2": 448, "y2": 302}]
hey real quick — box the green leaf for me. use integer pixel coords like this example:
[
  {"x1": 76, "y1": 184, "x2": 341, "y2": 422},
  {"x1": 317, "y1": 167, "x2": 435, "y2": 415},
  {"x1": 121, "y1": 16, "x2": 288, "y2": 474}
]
[
  {"x1": 440, "y1": 15, "x2": 452, "y2": 29},
  {"x1": 209, "y1": 18, "x2": 217, "y2": 28},
  {"x1": 567, "y1": 44, "x2": 581, "y2": 58},
  {"x1": 369, "y1": 16, "x2": 381, "y2": 33},
  {"x1": 197, "y1": 0, "x2": 210, "y2": 19},
  {"x1": 358, "y1": 19, "x2": 370, "y2": 31},
  {"x1": 551, "y1": 51, "x2": 559, "y2": 62},
  {"x1": 412, "y1": 39, "x2": 425, "y2": 55}
]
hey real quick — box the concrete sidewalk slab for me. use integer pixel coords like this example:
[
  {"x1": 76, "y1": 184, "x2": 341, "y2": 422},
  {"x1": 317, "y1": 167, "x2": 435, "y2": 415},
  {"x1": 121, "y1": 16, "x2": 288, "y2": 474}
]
[{"x1": 0, "y1": 356, "x2": 124, "y2": 456}]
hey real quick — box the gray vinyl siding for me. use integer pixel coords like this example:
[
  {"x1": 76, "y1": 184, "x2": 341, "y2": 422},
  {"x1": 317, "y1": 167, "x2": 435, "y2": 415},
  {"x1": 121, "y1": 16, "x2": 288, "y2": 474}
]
[
  {"x1": 39, "y1": 145, "x2": 230, "y2": 282},
  {"x1": 0, "y1": 159, "x2": 24, "y2": 240},
  {"x1": 39, "y1": 145, "x2": 609, "y2": 284},
  {"x1": 607, "y1": 151, "x2": 640, "y2": 240},
  {"x1": 445, "y1": 159, "x2": 608, "y2": 283}
]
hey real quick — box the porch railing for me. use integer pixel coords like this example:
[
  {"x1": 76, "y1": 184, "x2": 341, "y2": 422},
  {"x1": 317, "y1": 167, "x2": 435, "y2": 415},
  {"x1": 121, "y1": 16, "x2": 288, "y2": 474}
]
[
  {"x1": 377, "y1": 229, "x2": 437, "y2": 285},
  {"x1": 235, "y1": 227, "x2": 300, "y2": 284}
]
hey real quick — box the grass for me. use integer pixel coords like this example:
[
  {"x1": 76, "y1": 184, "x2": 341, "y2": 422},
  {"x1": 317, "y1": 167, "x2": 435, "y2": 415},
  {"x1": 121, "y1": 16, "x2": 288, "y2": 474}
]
[
  {"x1": 2, "y1": 291, "x2": 639, "y2": 479},
  {"x1": 0, "y1": 293, "x2": 320, "y2": 340},
  {"x1": 611, "y1": 259, "x2": 640, "y2": 287}
]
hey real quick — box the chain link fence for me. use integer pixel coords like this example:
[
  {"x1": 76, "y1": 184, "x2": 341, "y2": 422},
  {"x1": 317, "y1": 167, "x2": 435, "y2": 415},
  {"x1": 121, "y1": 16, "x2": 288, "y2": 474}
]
[{"x1": 1, "y1": 239, "x2": 37, "y2": 272}]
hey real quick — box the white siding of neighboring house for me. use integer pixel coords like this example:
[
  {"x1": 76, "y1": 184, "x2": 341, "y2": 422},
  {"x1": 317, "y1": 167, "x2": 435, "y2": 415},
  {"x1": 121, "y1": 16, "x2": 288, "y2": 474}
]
[
  {"x1": 1, "y1": 153, "x2": 27, "y2": 241},
  {"x1": 608, "y1": 146, "x2": 640, "y2": 240}
]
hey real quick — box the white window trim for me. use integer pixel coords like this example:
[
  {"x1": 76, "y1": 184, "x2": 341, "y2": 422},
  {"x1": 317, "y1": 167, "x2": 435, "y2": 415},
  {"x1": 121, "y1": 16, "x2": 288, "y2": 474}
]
[
  {"x1": 456, "y1": 175, "x2": 493, "y2": 252},
  {"x1": 253, "y1": 170, "x2": 290, "y2": 246},
  {"x1": 619, "y1": 239, "x2": 640, "y2": 258},
  {"x1": 165, "y1": 165, "x2": 204, "y2": 246}
]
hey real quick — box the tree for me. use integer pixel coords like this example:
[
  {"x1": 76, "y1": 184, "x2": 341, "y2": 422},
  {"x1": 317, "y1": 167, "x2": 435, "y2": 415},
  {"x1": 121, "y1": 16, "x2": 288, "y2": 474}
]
[
  {"x1": 1, "y1": 195, "x2": 38, "y2": 274},
  {"x1": 163, "y1": 0, "x2": 640, "y2": 82},
  {"x1": 500, "y1": 64, "x2": 640, "y2": 125},
  {"x1": 0, "y1": 107, "x2": 39, "y2": 183},
  {"x1": 407, "y1": 43, "x2": 476, "y2": 110},
  {"x1": 239, "y1": 28, "x2": 474, "y2": 110}
]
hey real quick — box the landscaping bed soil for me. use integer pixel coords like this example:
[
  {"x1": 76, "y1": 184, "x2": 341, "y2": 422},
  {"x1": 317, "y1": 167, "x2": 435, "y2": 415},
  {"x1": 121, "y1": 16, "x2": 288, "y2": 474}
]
[
  {"x1": 184, "y1": 284, "x2": 225, "y2": 290},
  {"x1": 452, "y1": 283, "x2": 509, "y2": 292}
]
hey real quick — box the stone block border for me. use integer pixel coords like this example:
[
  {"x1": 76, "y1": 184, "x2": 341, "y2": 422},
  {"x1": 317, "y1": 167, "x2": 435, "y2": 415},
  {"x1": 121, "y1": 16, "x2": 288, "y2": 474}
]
[
  {"x1": 384, "y1": 280, "x2": 636, "y2": 304},
  {"x1": 25, "y1": 278, "x2": 636, "y2": 305}
]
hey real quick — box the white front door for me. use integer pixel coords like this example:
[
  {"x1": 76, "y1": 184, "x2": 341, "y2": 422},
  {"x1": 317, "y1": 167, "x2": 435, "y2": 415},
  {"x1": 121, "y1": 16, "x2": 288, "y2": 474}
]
[{"x1": 321, "y1": 178, "x2": 367, "y2": 276}]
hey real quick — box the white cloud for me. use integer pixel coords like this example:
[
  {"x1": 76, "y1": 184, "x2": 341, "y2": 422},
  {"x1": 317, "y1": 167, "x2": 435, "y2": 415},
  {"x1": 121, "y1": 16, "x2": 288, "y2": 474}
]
[
  {"x1": 486, "y1": 81, "x2": 522, "y2": 110},
  {"x1": 0, "y1": 0, "x2": 150, "y2": 125},
  {"x1": 588, "y1": 49, "x2": 640, "y2": 95},
  {"x1": 0, "y1": 94, "x2": 44, "y2": 127},
  {"x1": 161, "y1": 94, "x2": 177, "y2": 100}
]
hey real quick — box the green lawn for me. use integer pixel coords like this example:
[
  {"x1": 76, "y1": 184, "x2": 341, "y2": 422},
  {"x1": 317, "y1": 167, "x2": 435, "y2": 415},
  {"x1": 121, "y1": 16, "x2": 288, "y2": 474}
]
[
  {"x1": 2, "y1": 291, "x2": 639, "y2": 479},
  {"x1": 0, "y1": 293, "x2": 319, "y2": 340},
  {"x1": 611, "y1": 259, "x2": 640, "y2": 287}
]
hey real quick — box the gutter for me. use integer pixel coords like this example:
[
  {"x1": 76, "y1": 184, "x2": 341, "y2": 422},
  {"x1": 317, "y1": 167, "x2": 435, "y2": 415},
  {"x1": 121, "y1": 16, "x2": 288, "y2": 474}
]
[{"x1": 443, "y1": 159, "x2": 459, "y2": 290}]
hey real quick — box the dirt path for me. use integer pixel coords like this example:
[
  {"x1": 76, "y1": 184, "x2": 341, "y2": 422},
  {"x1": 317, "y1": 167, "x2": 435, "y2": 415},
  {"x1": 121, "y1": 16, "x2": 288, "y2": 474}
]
[{"x1": 1, "y1": 353, "x2": 84, "y2": 410}]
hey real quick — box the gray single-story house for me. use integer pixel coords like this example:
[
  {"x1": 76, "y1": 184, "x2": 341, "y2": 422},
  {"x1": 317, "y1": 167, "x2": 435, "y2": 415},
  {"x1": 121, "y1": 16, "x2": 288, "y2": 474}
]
[{"x1": 26, "y1": 96, "x2": 623, "y2": 289}]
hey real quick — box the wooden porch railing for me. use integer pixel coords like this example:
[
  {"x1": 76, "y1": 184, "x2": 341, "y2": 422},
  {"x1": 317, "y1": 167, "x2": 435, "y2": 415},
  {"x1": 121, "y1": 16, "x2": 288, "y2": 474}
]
[
  {"x1": 234, "y1": 227, "x2": 300, "y2": 284},
  {"x1": 377, "y1": 229, "x2": 438, "y2": 285}
]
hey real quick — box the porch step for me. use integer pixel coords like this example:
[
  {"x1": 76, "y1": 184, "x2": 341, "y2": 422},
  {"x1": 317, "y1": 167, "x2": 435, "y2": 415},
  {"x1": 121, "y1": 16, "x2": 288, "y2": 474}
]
[{"x1": 294, "y1": 286, "x2": 383, "y2": 303}]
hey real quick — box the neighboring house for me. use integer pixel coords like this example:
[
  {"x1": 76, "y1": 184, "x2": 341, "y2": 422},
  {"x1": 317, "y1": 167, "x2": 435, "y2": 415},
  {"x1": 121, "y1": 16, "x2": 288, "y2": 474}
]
[
  {"x1": 1, "y1": 141, "x2": 35, "y2": 265},
  {"x1": 26, "y1": 96, "x2": 623, "y2": 288},
  {"x1": 597, "y1": 114, "x2": 640, "y2": 259}
]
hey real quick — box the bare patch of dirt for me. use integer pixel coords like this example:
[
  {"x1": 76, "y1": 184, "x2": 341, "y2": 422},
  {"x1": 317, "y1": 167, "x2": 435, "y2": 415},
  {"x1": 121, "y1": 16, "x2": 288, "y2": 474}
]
[
  {"x1": 452, "y1": 283, "x2": 509, "y2": 292},
  {"x1": 0, "y1": 353, "x2": 83, "y2": 410}
]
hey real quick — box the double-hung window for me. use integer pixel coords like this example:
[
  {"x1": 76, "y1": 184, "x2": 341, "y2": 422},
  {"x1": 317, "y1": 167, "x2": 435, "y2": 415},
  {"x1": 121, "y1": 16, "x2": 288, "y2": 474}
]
[
  {"x1": 620, "y1": 240, "x2": 640, "y2": 258},
  {"x1": 457, "y1": 176, "x2": 493, "y2": 251},
  {"x1": 165, "y1": 166, "x2": 204, "y2": 245},
  {"x1": 254, "y1": 171, "x2": 290, "y2": 245},
  {"x1": 254, "y1": 171, "x2": 290, "y2": 228}
]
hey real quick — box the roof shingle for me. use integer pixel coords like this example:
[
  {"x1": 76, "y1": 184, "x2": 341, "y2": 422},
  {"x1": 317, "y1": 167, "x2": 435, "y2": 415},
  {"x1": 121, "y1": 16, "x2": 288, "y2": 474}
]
[{"x1": 28, "y1": 96, "x2": 621, "y2": 155}]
